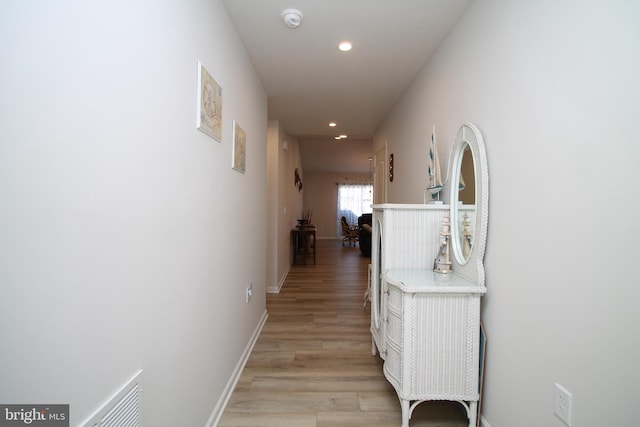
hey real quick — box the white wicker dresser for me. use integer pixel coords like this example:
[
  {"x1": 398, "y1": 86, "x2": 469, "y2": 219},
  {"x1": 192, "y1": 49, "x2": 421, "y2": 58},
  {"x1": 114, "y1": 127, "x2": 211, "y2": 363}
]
[
  {"x1": 370, "y1": 123, "x2": 489, "y2": 427},
  {"x1": 383, "y1": 269, "x2": 485, "y2": 427}
]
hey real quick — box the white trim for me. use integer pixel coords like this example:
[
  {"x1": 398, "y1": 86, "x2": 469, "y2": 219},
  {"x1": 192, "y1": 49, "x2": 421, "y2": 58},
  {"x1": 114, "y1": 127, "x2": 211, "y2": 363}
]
[
  {"x1": 480, "y1": 414, "x2": 492, "y2": 427},
  {"x1": 205, "y1": 309, "x2": 268, "y2": 427},
  {"x1": 267, "y1": 265, "x2": 290, "y2": 293}
]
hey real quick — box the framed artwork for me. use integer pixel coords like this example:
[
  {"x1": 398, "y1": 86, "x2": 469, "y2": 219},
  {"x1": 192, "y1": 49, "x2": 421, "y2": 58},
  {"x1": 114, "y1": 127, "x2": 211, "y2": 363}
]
[
  {"x1": 232, "y1": 120, "x2": 246, "y2": 173},
  {"x1": 196, "y1": 61, "x2": 222, "y2": 141}
]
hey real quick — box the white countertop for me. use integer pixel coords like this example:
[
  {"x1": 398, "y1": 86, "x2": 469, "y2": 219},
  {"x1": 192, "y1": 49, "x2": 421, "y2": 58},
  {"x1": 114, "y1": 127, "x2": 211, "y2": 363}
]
[
  {"x1": 373, "y1": 203, "x2": 449, "y2": 210},
  {"x1": 383, "y1": 269, "x2": 487, "y2": 294}
]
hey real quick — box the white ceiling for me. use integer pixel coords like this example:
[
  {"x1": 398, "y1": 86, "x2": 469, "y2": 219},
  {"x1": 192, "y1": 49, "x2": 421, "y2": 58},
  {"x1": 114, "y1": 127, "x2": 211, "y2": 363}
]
[{"x1": 222, "y1": 0, "x2": 472, "y2": 173}]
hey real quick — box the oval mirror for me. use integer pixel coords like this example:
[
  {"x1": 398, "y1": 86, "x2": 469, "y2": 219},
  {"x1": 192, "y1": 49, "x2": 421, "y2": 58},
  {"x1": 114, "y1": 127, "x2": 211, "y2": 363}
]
[
  {"x1": 448, "y1": 124, "x2": 488, "y2": 275},
  {"x1": 453, "y1": 142, "x2": 475, "y2": 263}
]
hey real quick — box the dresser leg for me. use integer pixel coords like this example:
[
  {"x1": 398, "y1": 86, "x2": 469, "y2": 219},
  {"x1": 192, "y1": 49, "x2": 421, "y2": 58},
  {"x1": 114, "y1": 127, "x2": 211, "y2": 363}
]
[
  {"x1": 468, "y1": 401, "x2": 477, "y2": 427},
  {"x1": 400, "y1": 398, "x2": 410, "y2": 427}
]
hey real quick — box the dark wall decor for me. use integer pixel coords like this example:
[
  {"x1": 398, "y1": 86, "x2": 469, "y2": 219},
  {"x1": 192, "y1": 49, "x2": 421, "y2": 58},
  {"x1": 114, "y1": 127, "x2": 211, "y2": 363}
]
[{"x1": 294, "y1": 168, "x2": 303, "y2": 191}]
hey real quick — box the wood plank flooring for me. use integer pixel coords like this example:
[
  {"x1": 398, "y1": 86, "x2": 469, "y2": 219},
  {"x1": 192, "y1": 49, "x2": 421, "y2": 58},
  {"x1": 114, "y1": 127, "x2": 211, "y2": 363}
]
[{"x1": 218, "y1": 239, "x2": 469, "y2": 427}]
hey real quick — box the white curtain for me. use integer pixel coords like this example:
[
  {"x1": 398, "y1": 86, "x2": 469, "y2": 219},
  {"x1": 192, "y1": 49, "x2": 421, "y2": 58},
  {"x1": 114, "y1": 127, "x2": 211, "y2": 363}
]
[{"x1": 337, "y1": 183, "x2": 373, "y2": 237}]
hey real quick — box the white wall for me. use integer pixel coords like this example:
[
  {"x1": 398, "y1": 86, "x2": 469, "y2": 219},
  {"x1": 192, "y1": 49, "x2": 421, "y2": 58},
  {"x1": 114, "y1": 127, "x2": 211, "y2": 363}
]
[
  {"x1": 0, "y1": 1, "x2": 267, "y2": 425},
  {"x1": 375, "y1": 1, "x2": 640, "y2": 426},
  {"x1": 266, "y1": 121, "x2": 304, "y2": 293},
  {"x1": 266, "y1": 122, "x2": 280, "y2": 291}
]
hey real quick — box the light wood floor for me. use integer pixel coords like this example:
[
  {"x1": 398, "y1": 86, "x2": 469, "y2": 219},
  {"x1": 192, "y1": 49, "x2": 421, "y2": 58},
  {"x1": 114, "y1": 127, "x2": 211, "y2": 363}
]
[{"x1": 218, "y1": 239, "x2": 469, "y2": 427}]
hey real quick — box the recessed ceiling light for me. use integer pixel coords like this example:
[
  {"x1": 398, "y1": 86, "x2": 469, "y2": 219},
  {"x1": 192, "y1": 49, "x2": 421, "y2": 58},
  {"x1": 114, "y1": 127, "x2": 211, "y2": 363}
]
[
  {"x1": 329, "y1": 122, "x2": 337, "y2": 127},
  {"x1": 334, "y1": 136, "x2": 342, "y2": 140},
  {"x1": 338, "y1": 41, "x2": 352, "y2": 52}
]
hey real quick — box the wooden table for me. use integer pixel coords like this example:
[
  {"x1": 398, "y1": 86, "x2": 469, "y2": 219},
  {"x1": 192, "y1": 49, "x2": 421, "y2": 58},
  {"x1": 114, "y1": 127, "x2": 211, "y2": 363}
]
[{"x1": 291, "y1": 226, "x2": 316, "y2": 265}]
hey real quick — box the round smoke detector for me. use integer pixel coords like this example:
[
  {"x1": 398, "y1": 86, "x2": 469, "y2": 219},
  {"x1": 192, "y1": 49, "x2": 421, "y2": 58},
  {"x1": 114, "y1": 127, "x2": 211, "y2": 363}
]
[{"x1": 281, "y1": 8, "x2": 303, "y2": 29}]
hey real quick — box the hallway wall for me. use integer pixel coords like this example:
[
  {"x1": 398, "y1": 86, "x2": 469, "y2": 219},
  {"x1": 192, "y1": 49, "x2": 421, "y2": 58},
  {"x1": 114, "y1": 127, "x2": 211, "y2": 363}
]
[
  {"x1": 0, "y1": 1, "x2": 267, "y2": 425},
  {"x1": 266, "y1": 121, "x2": 304, "y2": 293},
  {"x1": 375, "y1": 1, "x2": 640, "y2": 426}
]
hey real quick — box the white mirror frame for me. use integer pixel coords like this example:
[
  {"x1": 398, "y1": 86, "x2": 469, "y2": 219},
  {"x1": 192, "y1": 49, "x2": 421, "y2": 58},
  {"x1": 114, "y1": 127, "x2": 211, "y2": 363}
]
[
  {"x1": 371, "y1": 219, "x2": 383, "y2": 329},
  {"x1": 448, "y1": 123, "x2": 489, "y2": 287}
]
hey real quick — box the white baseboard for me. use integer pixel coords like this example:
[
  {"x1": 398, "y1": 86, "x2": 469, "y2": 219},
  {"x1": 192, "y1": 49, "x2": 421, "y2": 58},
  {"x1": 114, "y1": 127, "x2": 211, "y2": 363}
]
[
  {"x1": 267, "y1": 265, "x2": 290, "y2": 293},
  {"x1": 480, "y1": 414, "x2": 492, "y2": 427},
  {"x1": 205, "y1": 309, "x2": 268, "y2": 427}
]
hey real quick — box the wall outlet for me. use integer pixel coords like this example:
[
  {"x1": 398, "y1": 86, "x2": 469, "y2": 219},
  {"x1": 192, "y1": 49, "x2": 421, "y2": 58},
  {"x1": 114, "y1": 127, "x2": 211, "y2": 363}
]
[
  {"x1": 554, "y1": 383, "x2": 572, "y2": 426},
  {"x1": 245, "y1": 283, "x2": 253, "y2": 303}
]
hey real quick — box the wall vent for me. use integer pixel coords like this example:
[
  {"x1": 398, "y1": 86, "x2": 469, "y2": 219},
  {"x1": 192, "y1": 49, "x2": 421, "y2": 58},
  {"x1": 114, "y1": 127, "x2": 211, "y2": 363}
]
[{"x1": 82, "y1": 370, "x2": 143, "y2": 427}]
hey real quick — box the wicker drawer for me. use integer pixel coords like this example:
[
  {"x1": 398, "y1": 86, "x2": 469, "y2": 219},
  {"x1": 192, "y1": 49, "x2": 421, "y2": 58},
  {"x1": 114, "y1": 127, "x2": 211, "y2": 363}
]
[
  {"x1": 383, "y1": 340, "x2": 402, "y2": 388},
  {"x1": 385, "y1": 307, "x2": 402, "y2": 347},
  {"x1": 387, "y1": 284, "x2": 402, "y2": 310}
]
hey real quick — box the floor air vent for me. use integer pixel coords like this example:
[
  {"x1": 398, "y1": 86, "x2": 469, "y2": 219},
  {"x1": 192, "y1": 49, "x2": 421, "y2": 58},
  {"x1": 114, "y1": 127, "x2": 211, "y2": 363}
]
[{"x1": 82, "y1": 370, "x2": 143, "y2": 427}]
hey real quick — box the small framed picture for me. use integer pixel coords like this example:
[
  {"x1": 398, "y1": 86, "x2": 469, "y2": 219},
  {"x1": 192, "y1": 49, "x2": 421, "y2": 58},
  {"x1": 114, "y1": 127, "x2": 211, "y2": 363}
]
[
  {"x1": 232, "y1": 120, "x2": 246, "y2": 173},
  {"x1": 196, "y1": 61, "x2": 222, "y2": 141}
]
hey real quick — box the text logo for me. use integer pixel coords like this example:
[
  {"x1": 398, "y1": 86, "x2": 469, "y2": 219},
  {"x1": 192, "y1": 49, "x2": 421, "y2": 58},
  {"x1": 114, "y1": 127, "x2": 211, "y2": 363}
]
[{"x1": 0, "y1": 405, "x2": 68, "y2": 427}]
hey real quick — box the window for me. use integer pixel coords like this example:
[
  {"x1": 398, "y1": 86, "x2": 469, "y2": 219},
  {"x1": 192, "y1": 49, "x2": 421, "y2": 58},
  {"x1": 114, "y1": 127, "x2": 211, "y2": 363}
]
[{"x1": 337, "y1": 183, "x2": 373, "y2": 236}]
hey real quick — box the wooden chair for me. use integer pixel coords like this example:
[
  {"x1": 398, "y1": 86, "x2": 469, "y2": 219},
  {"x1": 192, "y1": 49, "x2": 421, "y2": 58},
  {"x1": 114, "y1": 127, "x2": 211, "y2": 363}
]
[{"x1": 341, "y1": 216, "x2": 359, "y2": 246}]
